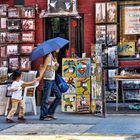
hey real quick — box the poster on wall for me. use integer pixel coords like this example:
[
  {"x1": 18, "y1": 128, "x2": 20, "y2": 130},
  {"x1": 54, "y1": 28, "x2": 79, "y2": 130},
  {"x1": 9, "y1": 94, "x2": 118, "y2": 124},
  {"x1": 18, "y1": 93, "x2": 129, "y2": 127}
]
[
  {"x1": 95, "y1": 3, "x2": 106, "y2": 23},
  {"x1": 20, "y1": 57, "x2": 31, "y2": 70},
  {"x1": 21, "y1": 31, "x2": 35, "y2": 43},
  {"x1": 118, "y1": 42, "x2": 135, "y2": 56},
  {"x1": 61, "y1": 93, "x2": 76, "y2": 112},
  {"x1": 22, "y1": 19, "x2": 35, "y2": 30},
  {"x1": 107, "y1": 24, "x2": 117, "y2": 45},
  {"x1": 0, "y1": 32, "x2": 7, "y2": 43},
  {"x1": 0, "y1": 45, "x2": 6, "y2": 58},
  {"x1": 77, "y1": 58, "x2": 91, "y2": 77},
  {"x1": 7, "y1": 32, "x2": 20, "y2": 43},
  {"x1": 0, "y1": 4, "x2": 8, "y2": 16},
  {"x1": 0, "y1": 18, "x2": 7, "y2": 29},
  {"x1": 76, "y1": 77, "x2": 90, "y2": 95},
  {"x1": 124, "y1": 6, "x2": 140, "y2": 34},
  {"x1": 8, "y1": 7, "x2": 21, "y2": 18},
  {"x1": 62, "y1": 58, "x2": 76, "y2": 77},
  {"x1": 8, "y1": 57, "x2": 19, "y2": 70},
  {"x1": 7, "y1": 19, "x2": 21, "y2": 30},
  {"x1": 76, "y1": 94, "x2": 90, "y2": 113},
  {"x1": 96, "y1": 25, "x2": 106, "y2": 44},
  {"x1": 21, "y1": 7, "x2": 35, "y2": 18},
  {"x1": 107, "y1": 2, "x2": 117, "y2": 23}
]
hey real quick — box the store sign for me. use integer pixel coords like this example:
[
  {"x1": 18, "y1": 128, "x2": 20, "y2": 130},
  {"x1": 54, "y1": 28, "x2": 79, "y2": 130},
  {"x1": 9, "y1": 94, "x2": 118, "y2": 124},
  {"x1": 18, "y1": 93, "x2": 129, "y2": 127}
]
[{"x1": 125, "y1": 6, "x2": 140, "y2": 34}]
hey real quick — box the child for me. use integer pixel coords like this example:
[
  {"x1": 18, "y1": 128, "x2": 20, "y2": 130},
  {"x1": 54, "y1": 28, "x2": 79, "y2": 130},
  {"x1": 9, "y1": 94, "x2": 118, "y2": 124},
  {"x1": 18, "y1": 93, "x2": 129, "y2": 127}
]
[{"x1": 6, "y1": 70, "x2": 37, "y2": 123}]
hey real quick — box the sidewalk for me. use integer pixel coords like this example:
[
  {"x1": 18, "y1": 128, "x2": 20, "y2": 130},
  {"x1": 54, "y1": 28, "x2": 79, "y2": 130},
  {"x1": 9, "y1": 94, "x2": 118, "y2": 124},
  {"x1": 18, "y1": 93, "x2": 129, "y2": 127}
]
[{"x1": 0, "y1": 106, "x2": 140, "y2": 139}]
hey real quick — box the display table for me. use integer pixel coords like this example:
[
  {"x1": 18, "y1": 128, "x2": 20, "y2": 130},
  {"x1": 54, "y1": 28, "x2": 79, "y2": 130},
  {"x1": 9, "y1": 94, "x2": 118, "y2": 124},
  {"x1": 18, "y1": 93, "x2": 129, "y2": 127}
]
[{"x1": 113, "y1": 75, "x2": 140, "y2": 111}]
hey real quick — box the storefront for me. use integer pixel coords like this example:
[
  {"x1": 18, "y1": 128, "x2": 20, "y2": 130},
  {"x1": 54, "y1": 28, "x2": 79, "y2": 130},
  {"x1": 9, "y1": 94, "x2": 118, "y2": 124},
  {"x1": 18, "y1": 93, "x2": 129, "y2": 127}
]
[{"x1": 94, "y1": 0, "x2": 140, "y2": 114}]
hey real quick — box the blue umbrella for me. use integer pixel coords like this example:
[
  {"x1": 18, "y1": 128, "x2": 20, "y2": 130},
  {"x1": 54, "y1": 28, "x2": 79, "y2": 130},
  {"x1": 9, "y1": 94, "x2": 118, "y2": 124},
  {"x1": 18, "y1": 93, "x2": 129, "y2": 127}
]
[{"x1": 30, "y1": 37, "x2": 69, "y2": 61}]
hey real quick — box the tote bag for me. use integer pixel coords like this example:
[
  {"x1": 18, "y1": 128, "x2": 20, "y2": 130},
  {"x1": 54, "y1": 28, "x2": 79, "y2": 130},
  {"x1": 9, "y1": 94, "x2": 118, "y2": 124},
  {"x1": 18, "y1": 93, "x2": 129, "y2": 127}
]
[{"x1": 56, "y1": 74, "x2": 69, "y2": 93}]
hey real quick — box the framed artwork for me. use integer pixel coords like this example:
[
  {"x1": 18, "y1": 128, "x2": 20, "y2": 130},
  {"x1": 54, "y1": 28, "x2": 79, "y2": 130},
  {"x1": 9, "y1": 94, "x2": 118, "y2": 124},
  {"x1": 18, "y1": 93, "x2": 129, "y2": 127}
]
[
  {"x1": 22, "y1": 19, "x2": 35, "y2": 30},
  {"x1": 0, "y1": 45, "x2": 7, "y2": 58},
  {"x1": 20, "y1": 44, "x2": 34, "y2": 54},
  {"x1": 7, "y1": 32, "x2": 20, "y2": 43},
  {"x1": 7, "y1": 44, "x2": 18, "y2": 56},
  {"x1": 7, "y1": 19, "x2": 21, "y2": 30},
  {"x1": 118, "y1": 42, "x2": 135, "y2": 56},
  {"x1": 21, "y1": 31, "x2": 35, "y2": 43},
  {"x1": 107, "y1": 24, "x2": 117, "y2": 45},
  {"x1": 0, "y1": 17, "x2": 7, "y2": 29},
  {"x1": 20, "y1": 57, "x2": 31, "y2": 70},
  {"x1": 106, "y1": 91, "x2": 117, "y2": 101},
  {"x1": 95, "y1": 99, "x2": 103, "y2": 114},
  {"x1": 0, "y1": 4, "x2": 8, "y2": 16},
  {"x1": 61, "y1": 93, "x2": 76, "y2": 112},
  {"x1": 102, "y1": 48, "x2": 108, "y2": 67},
  {"x1": 108, "y1": 69, "x2": 117, "y2": 90},
  {"x1": 0, "y1": 59, "x2": 8, "y2": 67},
  {"x1": 76, "y1": 94, "x2": 90, "y2": 113},
  {"x1": 64, "y1": 77, "x2": 76, "y2": 93},
  {"x1": 96, "y1": 63, "x2": 102, "y2": 82},
  {"x1": 76, "y1": 77, "x2": 90, "y2": 95},
  {"x1": 91, "y1": 77, "x2": 96, "y2": 98},
  {"x1": 95, "y1": 3, "x2": 106, "y2": 23},
  {"x1": 96, "y1": 25, "x2": 106, "y2": 44},
  {"x1": 96, "y1": 82, "x2": 102, "y2": 98},
  {"x1": 8, "y1": 7, "x2": 21, "y2": 18},
  {"x1": 108, "y1": 46, "x2": 118, "y2": 67},
  {"x1": 0, "y1": 32, "x2": 7, "y2": 43},
  {"x1": 21, "y1": 7, "x2": 35, "y2": 18},
  {"x1": 95, "y1": 44, "x2": 102, "y2": 63},
  {"x1": 77, "y1": 58, "x2": 91, "y2": 77},
  {"x1": 48, "y1": 0, "x2": 77, "y2": 16},
  {"x1": 9, "y1": 56, "x2": 19, "y2": 70},
  {"x1": 62, "y1": 58, "x2": 77, "y2": 77},
  {"x1": 107, "y1": 2, "x2": 117, "y2": 23}
]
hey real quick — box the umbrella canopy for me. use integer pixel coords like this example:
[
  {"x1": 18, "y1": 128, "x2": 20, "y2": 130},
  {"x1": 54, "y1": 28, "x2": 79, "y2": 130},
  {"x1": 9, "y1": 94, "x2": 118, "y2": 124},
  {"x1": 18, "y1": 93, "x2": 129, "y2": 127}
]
[{"x1": 30, "y1": 37, "x2": 69, "y2": 61}]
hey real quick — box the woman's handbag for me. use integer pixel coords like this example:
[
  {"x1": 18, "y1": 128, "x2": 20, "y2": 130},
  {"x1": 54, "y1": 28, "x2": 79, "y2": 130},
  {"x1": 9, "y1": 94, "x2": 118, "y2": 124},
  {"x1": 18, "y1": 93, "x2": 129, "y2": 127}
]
[{"x1": 56, "y1": 74, "x2": 69, "y2": 93}]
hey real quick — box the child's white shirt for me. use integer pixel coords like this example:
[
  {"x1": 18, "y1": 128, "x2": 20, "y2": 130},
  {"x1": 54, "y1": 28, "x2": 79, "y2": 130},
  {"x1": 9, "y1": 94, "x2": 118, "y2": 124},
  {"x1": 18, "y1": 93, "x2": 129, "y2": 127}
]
[{"x1": 11, "y1": 80, "x2": 24, "y2": 100}]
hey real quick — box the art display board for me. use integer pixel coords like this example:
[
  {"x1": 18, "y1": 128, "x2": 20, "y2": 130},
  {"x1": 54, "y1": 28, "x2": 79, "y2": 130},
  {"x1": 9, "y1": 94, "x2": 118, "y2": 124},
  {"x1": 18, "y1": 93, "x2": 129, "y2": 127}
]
[
  {"x1": 61, "y1": 94, "x2": 76, "y2": 112},
  {"x1": 62, "y1": 58, "x2": 77, "y2": 77}
]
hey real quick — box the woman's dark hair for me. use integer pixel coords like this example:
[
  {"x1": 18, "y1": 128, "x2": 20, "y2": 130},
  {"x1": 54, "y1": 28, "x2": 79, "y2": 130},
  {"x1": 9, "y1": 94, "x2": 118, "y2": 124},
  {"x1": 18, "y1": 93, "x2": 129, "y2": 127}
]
[{"x1": 12, "y1": 70, "x2": 22, "y2": 81}]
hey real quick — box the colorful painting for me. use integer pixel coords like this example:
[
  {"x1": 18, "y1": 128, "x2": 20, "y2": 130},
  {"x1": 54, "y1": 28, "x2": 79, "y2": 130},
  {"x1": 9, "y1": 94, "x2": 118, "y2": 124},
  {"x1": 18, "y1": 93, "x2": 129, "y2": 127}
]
[
  {"x1": 76, "y1": 77, "x2": 90, "y2": 95},
  {"x1": 77, "y1": 58, "x2": 91, "y2": 77},
  {"x1": 118, "y1": 42, "x2": 135, "y2": 56},
  {"x1": 64, "y1": 77, "x2": 76, "y2": 93},
  {"x1": 76, "y1": 94, "x2": 90, "y2": 113},
  {"x1": 61, "y1": 93, "x2": 76, "y2": 112},
  {"x1": 62, "y1": 58, "x2": 76, "y2": 77}
]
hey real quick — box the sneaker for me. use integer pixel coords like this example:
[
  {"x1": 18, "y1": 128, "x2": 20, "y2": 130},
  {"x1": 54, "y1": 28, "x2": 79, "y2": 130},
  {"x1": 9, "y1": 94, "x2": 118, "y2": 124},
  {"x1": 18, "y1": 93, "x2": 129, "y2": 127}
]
[
  {"x1": 18, "y1": 117, "x2": 26, "y2": 121},
  {"x1": 6, "y1": 118, "x2": 14, "y2": 123}
]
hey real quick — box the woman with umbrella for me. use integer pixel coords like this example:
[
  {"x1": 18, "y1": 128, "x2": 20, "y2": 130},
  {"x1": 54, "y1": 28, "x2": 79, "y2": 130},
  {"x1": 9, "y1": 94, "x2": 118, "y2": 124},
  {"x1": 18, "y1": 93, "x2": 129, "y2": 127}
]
[
  {"x1": 30, "y1": 37, "x2": 69, "y2": 121},
  {"x1": 37, "y1": 49, "x2": 61, "y2": 121}
]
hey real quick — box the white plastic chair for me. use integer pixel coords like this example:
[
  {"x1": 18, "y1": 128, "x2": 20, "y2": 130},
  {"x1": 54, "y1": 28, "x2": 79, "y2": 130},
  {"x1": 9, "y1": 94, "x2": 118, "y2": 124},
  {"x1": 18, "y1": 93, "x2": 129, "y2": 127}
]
[
  {"x1": 22, "y1": 71, "x2": 38, "y2": 115},
  {"x1": 23, "y1": 81, "x2": 39, "y2": 115}
]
